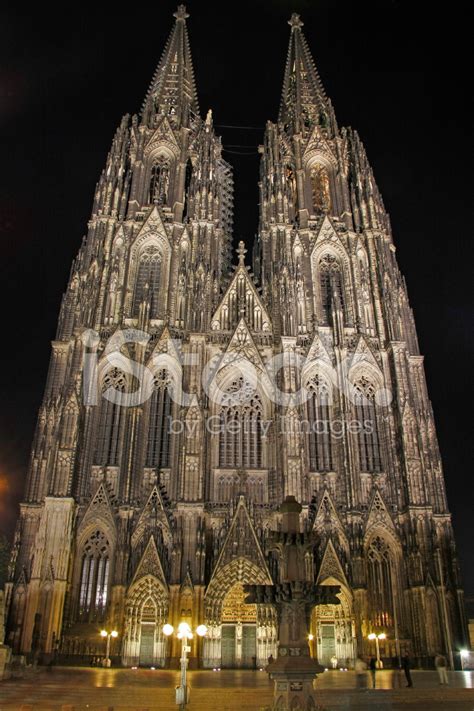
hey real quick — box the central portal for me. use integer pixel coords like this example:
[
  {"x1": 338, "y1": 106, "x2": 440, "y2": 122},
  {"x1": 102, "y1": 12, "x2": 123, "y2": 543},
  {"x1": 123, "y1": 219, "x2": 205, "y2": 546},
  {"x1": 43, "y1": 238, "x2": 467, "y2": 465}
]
[{"x1": 221, "y1": 583, "x2": 257, "y2": 668}]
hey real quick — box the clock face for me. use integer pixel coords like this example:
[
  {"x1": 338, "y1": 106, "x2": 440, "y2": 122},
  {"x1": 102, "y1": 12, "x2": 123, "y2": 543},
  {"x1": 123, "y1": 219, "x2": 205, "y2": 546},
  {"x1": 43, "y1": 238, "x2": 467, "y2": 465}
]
[{"x1": 279, "y1": 647, "x2": 288, "y2": 656}]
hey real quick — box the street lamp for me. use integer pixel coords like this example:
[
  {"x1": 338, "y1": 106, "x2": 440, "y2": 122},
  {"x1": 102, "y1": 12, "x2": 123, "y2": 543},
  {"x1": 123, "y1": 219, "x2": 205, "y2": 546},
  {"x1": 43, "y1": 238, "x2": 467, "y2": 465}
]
[
  {"x1": 100, "y1": 629, "x2": 118, "y2": 667},
  {"x1": 163, "y1": 621, "x2": 207, "y2": 709},
  {"x1": 368, "y1": 632, "x2": 386, "y2": 669}
]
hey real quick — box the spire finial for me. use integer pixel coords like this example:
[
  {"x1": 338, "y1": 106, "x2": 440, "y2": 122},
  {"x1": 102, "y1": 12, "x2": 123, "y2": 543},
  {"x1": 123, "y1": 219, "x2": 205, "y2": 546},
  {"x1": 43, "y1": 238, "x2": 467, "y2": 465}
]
[
  {"x1": 174, "y1": 4, "x2": 189, "y2": 21},
  {"x1": 288, "y1": 13, "x2": 304, "y2": 30},
  {"x1": 237, "y1": 241, "x2": 247, "y2": 266}
]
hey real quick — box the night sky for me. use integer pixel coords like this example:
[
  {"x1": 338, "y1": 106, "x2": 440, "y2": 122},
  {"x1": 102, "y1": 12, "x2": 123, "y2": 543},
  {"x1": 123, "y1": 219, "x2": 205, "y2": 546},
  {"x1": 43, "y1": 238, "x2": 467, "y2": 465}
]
[{"x1": 1, "y1": 2, "x2": 472, "y2": 592}]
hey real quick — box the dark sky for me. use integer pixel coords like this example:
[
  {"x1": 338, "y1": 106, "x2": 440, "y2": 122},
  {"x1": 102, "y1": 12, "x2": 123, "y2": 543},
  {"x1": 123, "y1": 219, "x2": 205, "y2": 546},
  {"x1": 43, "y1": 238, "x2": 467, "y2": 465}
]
[{"x1": 1, "y1": 1, "x2": 472, "y2": 592}]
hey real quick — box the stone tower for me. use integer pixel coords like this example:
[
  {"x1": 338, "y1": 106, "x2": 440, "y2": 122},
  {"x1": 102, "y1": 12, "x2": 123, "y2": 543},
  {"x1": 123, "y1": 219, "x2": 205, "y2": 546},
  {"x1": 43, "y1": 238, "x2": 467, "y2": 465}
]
[{"x1": 6, "y1": 7, "x2": 468, "y2": 670}]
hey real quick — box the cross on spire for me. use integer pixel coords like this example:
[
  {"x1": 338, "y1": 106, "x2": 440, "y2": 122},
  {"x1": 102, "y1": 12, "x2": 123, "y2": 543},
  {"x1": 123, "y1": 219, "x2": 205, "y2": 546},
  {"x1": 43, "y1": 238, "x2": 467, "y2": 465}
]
[
  {"x1": 142, "y1": 4, "x2": 199, "y2": 120},
  {"x1": 174, "y1": 4, "x2": 189, "y2": 20},
  {"x1": 279, "y1": 13, "x2": 329, "y2": 132},
  {"x1": 288, "y1": 13, "x2": 304, "y2": 30},
  {"x1": 237, "y1": 241, "x2": 247, "y2": 266}
]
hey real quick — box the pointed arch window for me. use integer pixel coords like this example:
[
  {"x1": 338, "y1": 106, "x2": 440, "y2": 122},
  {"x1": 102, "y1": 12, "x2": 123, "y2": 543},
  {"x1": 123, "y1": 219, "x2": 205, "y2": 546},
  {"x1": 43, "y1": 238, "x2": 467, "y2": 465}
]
[
  {"x1": 132, "y1": 246, "x2": 162, "y2": 318},
  {"x1": 94, "y1": 368, "x2": 127, "y2": 466},
  {"x1": 319, "y1": 254, "x2": 345, "y2": 323},
  {"x1": 310, "y1": 164, "x2": 331, "y2": 214},
  {"x1": 306, "y1": 374, "x2": 333, "y2": 471},
  {"x1": 219, "y1": 376, "x2": 263, "y2": 469},
  {"x1": 79, "y1": 530, "x2": 111, "y2": 619},
  {"x1": 149, "y1": 156, "x2": 170, "y2": 205},
  {"x1": 354, "y1": 377, "x2": 382, "y2": 472},
  {"x1": 367, "y1": 536, "x2": 395, "y2": 629},
  {"x1": 146, "y1": 369, "x2": 173, "y2": 469}
]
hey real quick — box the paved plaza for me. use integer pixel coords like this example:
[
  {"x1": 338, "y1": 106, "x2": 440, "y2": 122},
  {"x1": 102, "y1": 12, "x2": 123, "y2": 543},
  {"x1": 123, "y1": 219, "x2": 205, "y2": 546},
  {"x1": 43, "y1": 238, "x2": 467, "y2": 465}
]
[{"x1": 0, "y1": 668, "x2": 474, "y2": 710}]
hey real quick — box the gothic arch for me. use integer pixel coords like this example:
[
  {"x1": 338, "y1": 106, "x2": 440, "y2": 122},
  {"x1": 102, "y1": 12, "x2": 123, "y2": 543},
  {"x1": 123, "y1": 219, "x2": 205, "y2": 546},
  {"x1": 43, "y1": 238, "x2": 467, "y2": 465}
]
[
  {"x1": 310, "y1": 575, "x2": 355, "y2": 666},
  {"x1": 213, "y1": 370, "x2": 269, "y2": 470},
  {"x1": 74, "y1": 526, "x2": 115, "y2": 622},
  {"x1": 311, "y1": 242, "x2": 353, "y2": 325},
  {"x1": 205, "y1": 557, "x2": 270, "y2": 624},
  {"x1": 122, "y1": 574, "x2": 169, "y2": 667},
  {"x1": 364, "y1": 531, "x2": 403, "y2": 634}
]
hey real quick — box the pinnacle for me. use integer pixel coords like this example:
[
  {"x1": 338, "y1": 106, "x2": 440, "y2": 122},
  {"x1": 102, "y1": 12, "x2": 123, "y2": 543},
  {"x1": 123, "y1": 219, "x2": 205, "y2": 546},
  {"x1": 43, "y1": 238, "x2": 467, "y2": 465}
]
[
  {"x1": 288, "y1": 13, "x2": 304, "y2": 30},
  {"x1": 174, "y1": 4, "x2": 189, "y2": 21}
]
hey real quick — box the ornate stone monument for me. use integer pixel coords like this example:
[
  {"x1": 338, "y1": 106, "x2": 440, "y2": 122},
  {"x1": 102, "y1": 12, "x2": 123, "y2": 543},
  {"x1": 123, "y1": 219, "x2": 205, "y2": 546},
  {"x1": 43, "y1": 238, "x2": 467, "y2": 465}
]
[{"x1": 245, "y1": 496, "x2": 340, "y2": 711}]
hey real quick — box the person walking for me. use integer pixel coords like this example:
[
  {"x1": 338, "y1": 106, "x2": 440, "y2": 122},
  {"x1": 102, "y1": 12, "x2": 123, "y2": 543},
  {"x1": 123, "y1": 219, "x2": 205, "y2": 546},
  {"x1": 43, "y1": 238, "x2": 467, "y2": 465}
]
[
  {"x1": 330, "y1": 654, "x2": 338, "y2": 669},
  {"x1": 402, "y1": 653, "x2": 413, "y2": 687},
  {"x1": 369, "y1": 656, "x2": 377, "y2": 688},
  {"x1": 435, "y1": 653, "x2": 449, "y2": 685},
  {"x1": 355, "y1": 657, "x2": 367, "y2": 689}
]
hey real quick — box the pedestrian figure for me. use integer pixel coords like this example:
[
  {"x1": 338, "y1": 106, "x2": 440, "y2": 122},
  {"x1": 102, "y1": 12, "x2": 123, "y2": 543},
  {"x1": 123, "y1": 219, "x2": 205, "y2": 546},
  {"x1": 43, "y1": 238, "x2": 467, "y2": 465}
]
[
  {"x1": 355, "y1": 657, "x2": 367, "y2": 689},
  {"x1": 267, "y1": 654, "x2": 274, "y2": 665},
  {"x1": 369, "y1": 656, "x2": 377, "y2": 688},
  {"x1": 402, "y1": 653, "x2": 413, "y2": 687},
  {"x1": 330, "y1": 654, "x2": 338, "y2": 669},
  {"x1": 435, "y1": 653, "x2": 449, "y2": 685}
]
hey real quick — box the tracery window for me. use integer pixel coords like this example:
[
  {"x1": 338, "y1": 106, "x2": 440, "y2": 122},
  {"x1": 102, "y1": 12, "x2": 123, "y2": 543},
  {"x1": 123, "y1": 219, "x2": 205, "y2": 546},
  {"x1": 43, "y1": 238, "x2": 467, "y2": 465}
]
[
  {"x1": 79, "y1": 530, "x2": 111, "y2": 619},
  {"x1": 306, "y1": 374, "x2": 333, "y2": 471},
  {"x1": 367, "y1": 536, "x2": 395, "y2": 629},
  {"x1": 94, "y1": 368, "x2": 127, "y2": 466},
  {"x1": 354, "y1": 377, "x2": 382, "y2": 472},
  {"x1": 319, "y1": 254, "x2": 345, "y2": 322},
  {"x1": 149, "y1": 156, "x2": 170, "y2": 204},
  {"x1": 310, "y1": 164, "x2": 331, "y2": 214},
  {"x1": 146, "y1": 369, "x2": 173, "y2": 468},
  {"x1": 219, "y1": 376, "x2": 263, "y2": 469},
  {"x1": 132, "y1": 246, "x2": 162, "y2": 318}
]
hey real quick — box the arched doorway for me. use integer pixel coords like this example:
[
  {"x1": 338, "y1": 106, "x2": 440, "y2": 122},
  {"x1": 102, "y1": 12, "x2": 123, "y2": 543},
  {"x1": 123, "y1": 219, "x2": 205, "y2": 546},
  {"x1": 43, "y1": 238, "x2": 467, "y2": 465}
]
[
  {"x1": 122, "y1": 575, "x2": 168, "y2": 667},
  {"x1": 203, "y1": 558, "x2": 277, "y2": 668},
  {"x1": 221, "y1": 583, "x2": 257, "y2": 668},
  {"x1": 310, "y1": 579, "x2": 355, "y2": 668}
]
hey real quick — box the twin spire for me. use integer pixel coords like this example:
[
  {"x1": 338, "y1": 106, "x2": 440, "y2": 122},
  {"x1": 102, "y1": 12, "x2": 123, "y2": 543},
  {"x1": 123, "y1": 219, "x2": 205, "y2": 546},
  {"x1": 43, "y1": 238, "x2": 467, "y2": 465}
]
[
  {"x1": 143, "y1": 4, "x2": 199, "y2": 119},
  {"x1": 279, "y1": 13, "x2": 329, "y2": 130},
  {"x1": 143, "y1": 7, "x2": 329, "y2": 127}
]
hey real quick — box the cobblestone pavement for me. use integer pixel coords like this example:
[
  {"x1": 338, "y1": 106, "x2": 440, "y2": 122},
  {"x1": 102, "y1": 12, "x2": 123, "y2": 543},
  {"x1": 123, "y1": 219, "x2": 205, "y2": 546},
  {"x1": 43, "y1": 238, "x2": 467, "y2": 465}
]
[{"x1": 1, "y1": 668, "x2": 474, "y2": 710}]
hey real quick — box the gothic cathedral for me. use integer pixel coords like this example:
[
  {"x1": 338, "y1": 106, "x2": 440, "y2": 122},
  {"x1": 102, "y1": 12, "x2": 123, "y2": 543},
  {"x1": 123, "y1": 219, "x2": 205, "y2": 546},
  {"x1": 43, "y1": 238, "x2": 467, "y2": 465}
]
[{"x1": 6, "y1": 6, "x2": 468, "y2": 670}]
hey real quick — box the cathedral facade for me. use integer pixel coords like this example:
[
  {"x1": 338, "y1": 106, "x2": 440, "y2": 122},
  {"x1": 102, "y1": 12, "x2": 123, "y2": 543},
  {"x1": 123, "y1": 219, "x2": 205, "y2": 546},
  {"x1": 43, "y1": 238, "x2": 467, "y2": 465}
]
[{"x1": 6, "y1": 7, "x2": 469, "y2": 669}]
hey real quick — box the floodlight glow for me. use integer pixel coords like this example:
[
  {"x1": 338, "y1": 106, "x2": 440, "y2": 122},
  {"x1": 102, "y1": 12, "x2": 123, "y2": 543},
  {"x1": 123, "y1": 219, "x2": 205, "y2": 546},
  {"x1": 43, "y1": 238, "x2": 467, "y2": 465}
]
[
  {"x1": 196, "y1": 624, "x2": 208, "y2": 637},
  {"x1": 111, "y1": 630, "x2": 118, "y2": 638},
  {"x1": 163, "y1": 624, "x2": 174, "y2": 636},
  {"x1": 100, "y1": 630, "x2": 108, "y2": 638}
]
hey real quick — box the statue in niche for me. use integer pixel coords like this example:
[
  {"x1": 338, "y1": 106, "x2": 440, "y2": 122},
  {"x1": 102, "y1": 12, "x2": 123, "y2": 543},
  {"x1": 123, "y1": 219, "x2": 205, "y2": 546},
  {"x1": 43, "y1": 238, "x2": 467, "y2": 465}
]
[{"x1": 310, "y1": 164, "x2": 331, "y2": 214}]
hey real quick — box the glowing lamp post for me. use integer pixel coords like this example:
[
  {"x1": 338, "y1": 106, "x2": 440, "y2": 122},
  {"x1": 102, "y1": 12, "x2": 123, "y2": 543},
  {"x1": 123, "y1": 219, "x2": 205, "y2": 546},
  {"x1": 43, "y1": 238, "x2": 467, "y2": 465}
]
[
  {"x1": 163, "y1": 621, "x2": 207, "y2": 709},
  {"x1": 368, "y1": 632, "x2": 386, "y2": 669},
  {"x1": 100, "y1": 629, "x2": 118, "y2": 667}
]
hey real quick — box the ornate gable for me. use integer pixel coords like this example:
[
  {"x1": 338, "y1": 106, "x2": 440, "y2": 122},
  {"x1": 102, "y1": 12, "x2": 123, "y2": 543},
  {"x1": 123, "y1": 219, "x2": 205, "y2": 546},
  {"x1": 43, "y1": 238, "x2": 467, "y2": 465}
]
[
  {"x1": 365, "y1": 489, "x2": 396, "y2": 537},
  {"x1": 79, "y1": 483, "x2": 116, "y2": 537},
  {"x1": 145, "y1": 115, "x2": 180, "y2": 156},
  {"x1": 131, "y1": 535, "x2": 167, "y2": 587},
  {"x1": 211, "y1": 245, "x2": 271, "y2": 334},
  {"x1": 350, "y1": 335, "x2": 381, "y2": 372},
  {"x1": 131, "y1": 206, "x2": 170, "y2": 252},
  {"x1": 131, "y1": 485, "x2": 171, "y2": 549},
  {"x1": 209, "y1": 496, "x2": 271, "y2": 584},
  {"x1": 312, "y1": 490, "x2": 348, "y2": 549},
  {"x1": 317, "y1": 539, "x2": 348, "y2": 587}
]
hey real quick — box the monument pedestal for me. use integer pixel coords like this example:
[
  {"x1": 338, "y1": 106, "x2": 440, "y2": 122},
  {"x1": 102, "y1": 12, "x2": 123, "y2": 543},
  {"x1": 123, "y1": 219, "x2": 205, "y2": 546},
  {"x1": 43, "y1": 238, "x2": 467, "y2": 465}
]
[
  {"x1": 245, "y1": 497, "x2": 341, "y2": 711},
  {"x1": 269, "y1": 655, "x2": 324, "y2": 710}
]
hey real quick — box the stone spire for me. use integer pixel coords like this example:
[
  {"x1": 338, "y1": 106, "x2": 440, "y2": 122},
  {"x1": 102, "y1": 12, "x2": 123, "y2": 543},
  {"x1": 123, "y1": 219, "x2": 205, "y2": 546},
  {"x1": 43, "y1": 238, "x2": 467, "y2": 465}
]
[
  {"x1": 142, "y1": 5, "x2": 199, "y2": 122},
  {"x1": 279, "y1": 13, "x2": 329, "y2": 133}
]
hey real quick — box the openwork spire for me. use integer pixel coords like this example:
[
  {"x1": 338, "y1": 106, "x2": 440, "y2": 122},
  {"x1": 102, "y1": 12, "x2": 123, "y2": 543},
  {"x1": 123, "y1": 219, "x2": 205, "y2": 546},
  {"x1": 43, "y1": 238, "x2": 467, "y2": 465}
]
[
  {"x1": 279, "y1": 13, "x2": 329, "y2": 131},
  {"x1": 142, "y1": 5, "x2": 199, "y2": 118}
]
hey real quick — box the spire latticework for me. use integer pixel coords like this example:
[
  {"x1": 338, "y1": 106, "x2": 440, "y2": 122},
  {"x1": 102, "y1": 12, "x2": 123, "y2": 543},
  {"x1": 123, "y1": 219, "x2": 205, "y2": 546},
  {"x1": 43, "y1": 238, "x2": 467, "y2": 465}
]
[
  {"x1": 279, "y1": 13, "x2": 329, "y2": 132},
  {"x1": 142, "y1": 5, "x2": 199, "y2": 121}
]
